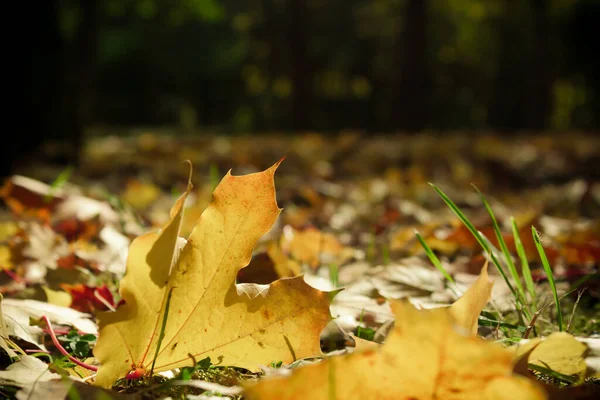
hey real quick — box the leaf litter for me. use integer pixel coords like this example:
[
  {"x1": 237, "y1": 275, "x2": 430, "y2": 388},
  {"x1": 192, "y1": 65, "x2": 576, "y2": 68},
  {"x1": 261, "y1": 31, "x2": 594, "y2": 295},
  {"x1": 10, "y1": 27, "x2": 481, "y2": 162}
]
[{"x1": 0, "y1": 132, "x2": 599, "y2": 399}]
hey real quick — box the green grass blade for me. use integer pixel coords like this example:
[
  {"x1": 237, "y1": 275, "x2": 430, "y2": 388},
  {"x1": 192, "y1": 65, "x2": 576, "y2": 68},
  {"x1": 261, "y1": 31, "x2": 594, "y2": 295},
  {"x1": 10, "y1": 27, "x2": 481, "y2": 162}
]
[
  {"x1": 415, "y1": 230, "x2": 462, "y2": 298},
  {"x1": 381, "y1": 243, "x2": 390, "y2": 266},
  {"x1": 328, "y1": 263, "x2": 339, "y2": 289},
  {"x1": 150, "y1": 287, "x2": 176, "y2": 375},
  {"x1": 429, "y1": 183, "x2": 517, "y2": 298},
  {"x1": 527, "y1": 363, "x2": 579, "y2": 384},
  {"x1": 415, "y1": 231, "x2": 455, "y2": 285},
  {"x1": 477, "y1": 317, "x2": 527, "y2": 333},
  {"x1": 511, "y1": 217, "x2": 536, "y2": 304},
  {"x1": 367, "y1": 228, "x2": 376, "y2": 263},
  {"x1": 531, "y1": 226, "x2": 563, "y2": 331},
  {"x1": 357, "y1": 308, "x2": 365, "y2": 339},
  {"x1": 473, "y1": 185, "x2": 528, "y2": 316},
  {"x1": 45, "y1": 166, "x2": 74, "y2": 203},
  {"x1": 209, "y1": 163, "x2": 220, "y2": 191}
]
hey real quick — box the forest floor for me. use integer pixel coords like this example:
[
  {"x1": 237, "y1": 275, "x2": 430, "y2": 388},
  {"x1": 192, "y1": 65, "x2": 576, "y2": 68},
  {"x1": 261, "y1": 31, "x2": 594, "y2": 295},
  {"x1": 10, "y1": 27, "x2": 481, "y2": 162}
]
[{"x1": 0, "y1": 131, "x2": 599, "y2": 399}]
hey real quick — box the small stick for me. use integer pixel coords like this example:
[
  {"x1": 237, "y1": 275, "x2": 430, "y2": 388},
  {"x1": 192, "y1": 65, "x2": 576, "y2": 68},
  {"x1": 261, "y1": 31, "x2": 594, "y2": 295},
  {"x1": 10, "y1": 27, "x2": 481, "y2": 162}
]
[
  {"x1": 566, "y1": 288, "x2": 586, "y2": 332},
  {"x1": 41, "y1": 316, "x2": 98, "y2": 372},
  {"x1": 3, "y1": 269, "x2": 25, "y2": 283},
  {"x1": 522, "y1": 289, "x2": 576, "y2": 339},
  {"x1": 94, "y1": 289, "x2": 116, "y2": 312}
]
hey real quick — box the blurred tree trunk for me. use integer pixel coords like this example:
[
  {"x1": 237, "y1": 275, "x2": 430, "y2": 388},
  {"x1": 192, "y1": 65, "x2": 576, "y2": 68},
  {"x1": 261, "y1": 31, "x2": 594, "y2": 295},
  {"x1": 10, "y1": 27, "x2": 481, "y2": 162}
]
[
  {"x1": 488, "y1": 0, "x2": 527, "y2": 131},
  {"x1": 565, "y1": 0, "x2": 600, "y2": 129},
  {"x1": 264, "y1": 0, "x2": 282, "y2": 129},
  {"x1": 3, "y1": 0, "x2": 63, "y2": 178},
  {"x1": 396, "y1": 0, "x2": 429, "y2": 132},
  {"x1": 287, "y1": 0, "x2": 313, "y2": 130},
  {"x1": 62, "y1": 0, "x2": 98, "y2": 165},
  {"x1": 527, "y1": 0, "x2": 552, "y2": 130}
]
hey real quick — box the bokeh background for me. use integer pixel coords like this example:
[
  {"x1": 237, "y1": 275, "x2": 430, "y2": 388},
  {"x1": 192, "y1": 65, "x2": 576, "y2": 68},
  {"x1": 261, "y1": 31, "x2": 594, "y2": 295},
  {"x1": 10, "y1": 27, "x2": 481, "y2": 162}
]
[{"x1": 14, "y1": 0, "x2": 600, "y2": 177}]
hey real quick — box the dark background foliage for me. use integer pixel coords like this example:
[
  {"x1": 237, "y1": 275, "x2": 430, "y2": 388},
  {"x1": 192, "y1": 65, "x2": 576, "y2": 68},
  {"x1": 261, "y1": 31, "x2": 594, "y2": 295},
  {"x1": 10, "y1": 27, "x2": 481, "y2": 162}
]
[{"x1": 11, "y1": 0, "x2": 600, "y2": 177}]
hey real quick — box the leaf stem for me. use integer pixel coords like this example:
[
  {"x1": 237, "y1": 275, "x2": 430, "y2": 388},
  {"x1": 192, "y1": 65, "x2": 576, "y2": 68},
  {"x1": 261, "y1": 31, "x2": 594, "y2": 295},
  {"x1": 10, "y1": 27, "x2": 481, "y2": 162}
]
[
  {"x1": 150, "y1": 286, "x2": 175, "y2": 376},
  {"x1": 41, "y1": 316, "x2": 98, "y2": 372}
]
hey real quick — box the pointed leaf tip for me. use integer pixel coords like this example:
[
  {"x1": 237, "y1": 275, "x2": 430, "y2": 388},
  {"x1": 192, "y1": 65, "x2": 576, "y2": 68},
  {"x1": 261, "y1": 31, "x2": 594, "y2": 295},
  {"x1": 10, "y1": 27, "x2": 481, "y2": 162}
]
[
  {"x1": 183, "y1": 159, "x2": 194, "y2": 191},
  {"x1": 449, "y1": 260, "x2": 494, "y2": 335}
]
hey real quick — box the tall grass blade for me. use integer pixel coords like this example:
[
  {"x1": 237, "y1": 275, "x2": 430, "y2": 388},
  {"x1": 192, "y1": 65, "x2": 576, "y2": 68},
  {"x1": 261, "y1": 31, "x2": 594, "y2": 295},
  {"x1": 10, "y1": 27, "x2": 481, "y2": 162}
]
[
  {"x1": 45, "y1": 166, "x2": 74, "y2": 203},
  {"x1": 429, "y1": 183, "x2": 517, "y2": 299},
  {"x1": 381, "y1": 243, "x2": 390, "y2": 266},
  {"x1": 473, "y1": 185, "x2": 529, "y2": 317},
  {"x1": 511, "y1": 217, "x2": 536, "y2": 304},
  {"x1": 415, "y1": 230, "x2": 462, "y2": 298},
  {"x1": 328, "y1": 263, "x2": 339, "y2": 289},
  {"x1": 531, "y1": 226, "x2": 563, "y2": 331},
  {"x1": 415, "y1": 231, "x2": 455, "y2": 284},
  {"x1": 367, "y1": 228, "x2": 376, "y2": 263},
  {"x1": 209, "y1": 163, "x2": 220, "y2": 191},
  {"x1": 150, "y1": 287, "x2": 175, "y2": 375}
]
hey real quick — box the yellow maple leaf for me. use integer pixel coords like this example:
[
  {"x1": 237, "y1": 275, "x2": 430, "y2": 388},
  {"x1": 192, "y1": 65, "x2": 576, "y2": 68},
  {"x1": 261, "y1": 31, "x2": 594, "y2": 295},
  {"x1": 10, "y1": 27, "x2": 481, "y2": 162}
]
[
  {"x1": 93, "y1": 161, "x2": 332, "y2": 387},
  {"x1": 514, "y1": 332, "x2": 589, "y2": 379},
  {"x1": 448, "y1": 260, "x2": 493, "y2": 335},
  {"x1": 244, "y1": 267, "x2": 547, "y2": 400}
]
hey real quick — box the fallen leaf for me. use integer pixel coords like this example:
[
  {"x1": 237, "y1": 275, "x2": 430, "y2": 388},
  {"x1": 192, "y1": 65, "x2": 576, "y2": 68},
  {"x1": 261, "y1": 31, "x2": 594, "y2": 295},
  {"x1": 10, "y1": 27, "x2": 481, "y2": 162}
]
[
  {"x1": 0, "y1": 175, "x2": 64, "y2": 216},
  {"x1": 350, "y1": 334, "x2": 381, "y2": 352},
  {"x1": 0, "y1": 355, "x2": 61, "y2": 386},
  {"x1": 514, "y1": 332, "x2": 589, "y2": 379},
  {"x1": 448, "y1": 261, "x2": 493, "y2": 335},
  {"x1": 329, "y1": 279, "x2": 394, "y2": 331},
  {"x1": 52, "y1": 217, "x2": 100, "y2": 243},
  {"x1": 244, "y1": 300, "x2": 547, "y2": 400},
  {"x1": 94, "y1": 161, "x2": 332, "y2": 387},
  {"x1": 16, "y1": 380, "x2": 141, "y2": 400},
  {"x1": 0, "y1": 294, "x2": 20, "y2": 358},
  {"x1": 121, "y1": 180, "x2": 161, "y2": 210},
  {"x1": 171, "y1": 380, "x2": 244, "y2": 397},
  {"x1": 76, "y1": 225, "x2": 130, "y2": 276},
  {"x1": 21, "y1": 223, "x2": 70, "y2": 283},
  {"x1": 2, "y1": 298, "x2": 97, "y2": 339},
  {"x1": 0, "y1": 245, "x2": 14, "y2": 270},
  {"x1": 576, "y1": 337, "x2": 600, "y2": 378},
  {"x1": 54, "y1": 195, "x2": 120, "y2": 227},
  {"x1": 61, "y1": 283, "x2": 118, "y2": 313},
  {"x1": 41, "y1": 286, "x2": 72, "y2": 308},
  {"x1": 0, "y1": 221, "x2": 19, "y2": 241},
  {"x1": 265, "y1": 240, "x2": 302, "y2": 279},
  {"x1": 369, "y1": 259, "x2": 446, "y2": 300},
  {"x1": 179, "y1": 187, "x2": 212, "y2": 238},
  {"x1": 281, "y1": 226, "x2": 352, "y2": 269}
]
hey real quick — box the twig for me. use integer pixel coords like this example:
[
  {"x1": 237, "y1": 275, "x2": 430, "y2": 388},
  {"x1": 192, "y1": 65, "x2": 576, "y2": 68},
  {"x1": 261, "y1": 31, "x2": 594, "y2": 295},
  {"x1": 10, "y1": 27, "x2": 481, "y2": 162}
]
[
  {"x1": 41, "y1": 316, "x2": 98, "y2": 372},
  {"x1": 3, "y1": 269, "x2": 25, "y2": 283},
  {"x1": 94, "y1": 289, "x2": 116, "y2": 312},
  {"x1": 566, "y1": 288, "x2": 586, "y2": 332},
  {"x1": 522, "y1": 289, "x2": 576, "y2": 339}
]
